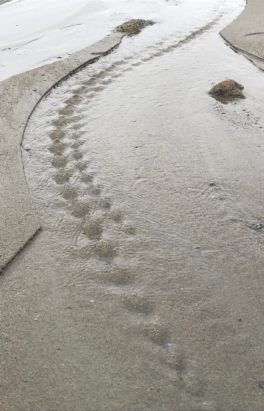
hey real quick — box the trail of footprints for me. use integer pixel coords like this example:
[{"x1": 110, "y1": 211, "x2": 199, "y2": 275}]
[
  {"x1": 47, "y1": 83, "x2": 206, "y2": 403},
  {"x1": 44, "y1": 18, "x2": 227, "y2": 404}
]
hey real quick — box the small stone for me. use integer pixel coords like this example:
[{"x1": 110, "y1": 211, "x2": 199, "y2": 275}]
[
  {"x1": 248, "y1": 222, "x2": 264, "y2": 232},
  {"x1": 209, "y1": 79, "x2": 245, "y2": 104},
  {"x1": 116, "y1": 19, "x2": 154, "y2": 36}
]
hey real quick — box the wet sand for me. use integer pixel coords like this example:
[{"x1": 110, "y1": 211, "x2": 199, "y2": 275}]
[
  {"x1": 221, "y1": 0, "x2": 264, "y2": 69},
  {"x1": 2, "y1": 0, "x2": 264, "y2": 410},
  {"x1": 0, "y1": 33, "x2": 124, "y2": 272}
]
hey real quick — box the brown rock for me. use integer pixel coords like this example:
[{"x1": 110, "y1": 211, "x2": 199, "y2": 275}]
[
  {"x1": 209, "y1": 79, "x2": 245, "y2": 104},
  {"x1": 116, "y1": 19, "x2": 154, "y2": 36}
]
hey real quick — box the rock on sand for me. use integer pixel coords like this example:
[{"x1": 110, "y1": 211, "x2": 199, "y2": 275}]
[
  {"x1": 209, "y1": 79, "x2": 245, "y2": 104},
  {"x1": 116, "y1": 19, "x2": 154, "y2": 36}
]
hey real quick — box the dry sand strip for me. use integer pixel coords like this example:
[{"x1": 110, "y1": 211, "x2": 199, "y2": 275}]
[
  {"x1": 221, "y1": 0, "x2": 264, "y2": 70},
  {"x1": 0, "y1": 32, "x2": 124, "y2": 272}
]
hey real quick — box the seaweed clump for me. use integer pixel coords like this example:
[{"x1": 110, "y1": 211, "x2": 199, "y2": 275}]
[
  {"x1": 116, "y1": 19, "x2": 154, "y2": 36},
  {"x1": 209, "y1": 80, "x2": 245, "y2": 104}
]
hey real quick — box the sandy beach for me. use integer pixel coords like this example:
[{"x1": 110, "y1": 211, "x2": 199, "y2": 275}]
[{"x1": 1, "y1": 1, "x2": 264, "y2": 410}]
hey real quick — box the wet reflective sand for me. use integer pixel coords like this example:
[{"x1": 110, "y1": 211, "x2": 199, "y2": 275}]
[{"x1": 2, "y1": 0, "x2": 264, "y2": 410}]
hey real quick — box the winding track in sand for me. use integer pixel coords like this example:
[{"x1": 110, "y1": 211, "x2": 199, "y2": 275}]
[
  {"x1": 0, "y1": 32, "x2": 124, "y2": 271},
  {"x1": 0, "y1": 0, "x2": 230, "y2": 271},
  {"x1": 2, "y1": 0, "x2": 264, "y2": 410}
]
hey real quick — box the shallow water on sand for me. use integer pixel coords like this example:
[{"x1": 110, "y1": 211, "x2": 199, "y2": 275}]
[
  {"x1": 6, "y1": 0, "x2": 264, "y2": 409},
  {"x1": 0, "y1": 0, "x2": 221, "y2": 79}
]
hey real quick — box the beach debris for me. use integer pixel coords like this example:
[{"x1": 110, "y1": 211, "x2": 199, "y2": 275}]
[
  {"x1": 248, "y1": 222, "x2": 264, "y2": 232},
  {"x1": 209, "y1": 79, "x2": 245, "y2": 104},
  {"x1": 116, "y1": 19, "x2": 154, "y2": 36}
]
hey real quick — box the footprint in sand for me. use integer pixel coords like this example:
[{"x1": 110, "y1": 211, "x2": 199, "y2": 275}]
[
  {"x1": 51, "y1": 155, "x2": 68, "y2": 168},
  {"x1": 143, "y1": 321, "x2": 170, "y2": 347},
  {"x1": 58, "y1": 105, "x2": 75, "y2": 116},
  {"x1": 53, "y1": 168, "x2": 73, "y2": 185},
  {"x1": 96, "y1": 197, "x2": 111, "y2": 210},
  {"x1": 52, "y1": 116, "x2": 69, "y2": 128},
  {"x1": 75, "y1": 161, "x2": 89, "y2": 171},
  {"x1": 48, "y1": 140, "x2": 67, "y2": 154},
  {"x1": 88, "y1": 184, "x2": 101, "y2": 196},
  {"x1": 65, "y1": 94, "x2": 82, "y2": 106},
  {"x1": 71, "y1": 139, "x2": 84, "y2": 149},
  {"x1": 80, "y1": 172, "x2": 94, "y2": 183},
  {"x1": 109, "y1": 208, "x2": 123, "y2": 223},
  {"x1": 62, "y1": 184, "x2": 78, "y2": 201},
  {"x1": 71, "y1": 199, "x2": 92, "y2": 218},
  {"x1": 72, "y1": 149, "x2": 83, "y2": 160},
  {"x1": 123, "y1": 293, "x2": 154, "y2": 316},
  {"x1": 102, "y1": 266, "x2": 135, "y2": 286},
  {"x1": 49, "y1": 129, "x2": 66, "y2": 140},
  {"x1": 82, "y1": 217, "x2": 103, "y2": 240},
  {"x1": 94, "y1": 239, "x2": 117, "y2": 261},
  {"x1": 164, "y1": 345, "x2": 206, "y2": 397}
]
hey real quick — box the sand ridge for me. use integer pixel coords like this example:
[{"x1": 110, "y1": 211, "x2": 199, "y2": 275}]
[{"x1": 221, "y1": 0, "x2": 264, "y2": 69}]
